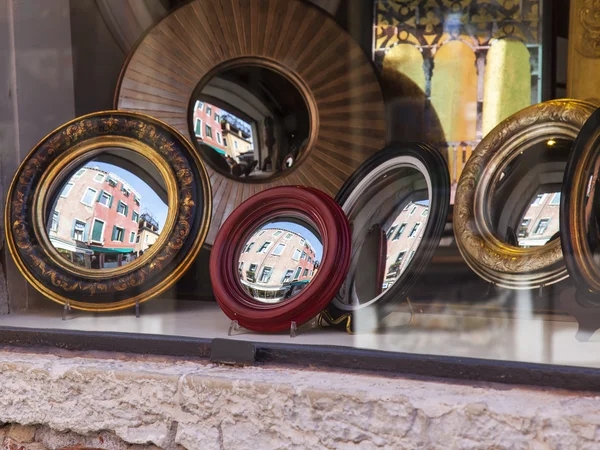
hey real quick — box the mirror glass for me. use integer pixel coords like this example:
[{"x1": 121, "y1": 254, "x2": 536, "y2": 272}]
[
  {"x1": 237, "y1": 218, "x2": 323, "y2": 303},
  {"x1": 343, "y1": 167, "x2": 429, "y2": 306},
  {"x1": 46, "y1": 149, "x2": 169, "y2": 269},
  {"x1": 489, "y1": 138, "x2": 571, "y2": 248},
  {"x1": 189, "y1": 65, "x2": 310, "y2": 181},
  {"x1": 584, "y1": 169, "x2": 600, "y2": 265}
]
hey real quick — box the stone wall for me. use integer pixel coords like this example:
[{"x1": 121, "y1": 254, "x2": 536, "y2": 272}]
[{"x1": 1, "y1": 348, "x2": 600, "y2": 449}]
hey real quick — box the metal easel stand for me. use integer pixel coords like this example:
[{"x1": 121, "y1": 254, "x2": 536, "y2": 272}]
[{"x1": 228, "y1": 320, "x2": 299, "y2": 338}]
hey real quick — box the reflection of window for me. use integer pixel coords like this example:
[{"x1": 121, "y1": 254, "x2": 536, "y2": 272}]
[
  {"x1": 112, "y1": 226, "x2": 125, "y2": 242},
  {"x1": 393, "y1": 223, "x2": 407, "y2": 240},
  {"x1": 273, "y1": 230, "x2": 283, "y2": 237},
  {"x1": 386, "y1": 226, "x2": 397, "y2": 240},
  {"x1": 407, "y1": 250, "x2": 416, "y2": 266},
  {"x1": 259, "y1": 266, "x2": 273, "y2": 283},
  {"x1": 395, "y1": 251, "x2": 406, "y2": 264},
  {"x1": 136, "y1": 235, "x2": 140, "y2": 244},
  {"x1": 244, "y1": 242, "x2": 254, "y2": 253},
  {"x1": 234, "y1": 140, "x2": 239, "y2": 149},
  {"x1": 81, "y1": 187, "x2": 98, "y2": 206},
  {"x1": 518, "y1": 218, "x2": 531, "y2": 237},
  {"x1": 130, "y1": 231, "x2": 136, "y2": 243},
  {"x1": 532, "y1": 194, "x2": 545, "y2": 206},
  {"x1": 195, "y1": 101, "x2": 204, "y2": 112},
  {"x1": 281, "y1": 269, "x2": 294, "y2": 283},
  {"x1": 107, "y1": 177, "x2": 118, "y2": 187},
  {"x1": 284, "y1": 232, "x2": 293, "y2": 240},
  {"x1": 534, "y1": 218, "x2": 550, "y2": 235},
  {"x1": 205, "y1": 125, "x2": 212, "y2": 138},
  {"x1": 134, "y1": 196, "x2": 140, "y2": 206},
  {"x1": 238, "y1": 261, "x2": 243, "y2": 275},
  {"x1": 132, "y1": 212, "x2": 139, "y2": 223},
  {"x1": 247, "y1": 263, "x2": 257, "y2": 281},
  {"x1": 403, "y1": 203, "x2": 411, "y2": 211},
  {"x1": 421, "y1": 208, "x2": 429, "y2": 217},
  {"x1": 214, "y1": 113, "x2": 220, "y2": 122},
  {"x1": 301, "y1": 251, "x2": 306, "y2": 260},
  {"x1": 549, "y1": 193, "x2": 561, "y2": 205},
  {"x1": 408, "y1": 223, "x2": 421, "y2": 238},
  {"x1": 216, "y1": 131, "x2": 222, "y2": 145},
  {"x1": 74, "y1": 168, "x2": 86, "y2": 177},
  {"x1": 272, "y1": 243, "x2": 285, "y2": 255},
  {"x1": 258, "y1": 231, "x2": 265, "y2": 236},
  {"x1": 94, "y1": 173, "x2": 105, "y2": 182},
  {"x1": 145, "y1": 234, "x2": 148, "y2": 243},
  {"x1": 117, "y1": 201, "x2": 128, "y2": 216},
  {"x1": 97, "y1": 190, "x2": 112, "y2": 208},
  {"x1": 223, "y1": 138, "x2": 228, "y2": 147},
  {"x1": 303, "y1": 268, "x2": 309, "y2": 277},
  {"x1": 72, "y1": 220, "x2": 86, "y2": 241},
  {"x1": 257, "y1": 241, "x2": 271, "y2": 253},
  {"x1": 91, "y1": 219, "x2": 105, "y2": 242},
  {"x1": 409, "y1": 206, "x2": 417, "y2": 215},
  {"x1": 292, "y1": 249, "x2": 301, "y2": 261},
  {"x1": 60, "y1": 183, "x2": 74, "y2": 198},
  {"x1": 206, "y1": 106, "x2": 212, "y2": 116},
  {"x1": 50, "y1": 212, "x2": 59, "y2": 232},
  {"x1": 293, "y1": 267, "x2": 302, "y2": 280}
]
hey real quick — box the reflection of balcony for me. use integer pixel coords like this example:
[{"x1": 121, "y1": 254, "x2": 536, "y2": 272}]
[
  {"x1": 221, "y1": 114, "x2": 251, "y2": 139},
  {"x1": 246, "y1": 270, "x2": 256, "y2": 283}
]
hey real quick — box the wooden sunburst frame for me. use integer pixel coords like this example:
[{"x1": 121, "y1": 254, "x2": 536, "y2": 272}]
[
  {"x1": 114, "y1": 0, "x2": 386, "y2": 246},
  {"x1": 5, "y1": 111, "x2": 212, "y2": 311},
  {"x1": 210, "y1": 186, "x2": 351, "y2": 333}
]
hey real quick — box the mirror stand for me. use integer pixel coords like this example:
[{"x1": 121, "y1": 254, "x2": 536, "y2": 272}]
[
  {"x1": 560, "y1": 287, "x2": 600, "y2": 342},
  {"x1": 227, "y1": 319, "x2": 301, "y2": 338}
]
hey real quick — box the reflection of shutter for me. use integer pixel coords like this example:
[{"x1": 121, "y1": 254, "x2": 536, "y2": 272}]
[
  {"x1": 125, "y1": 204, "x2": 129, "y2": 217},
  {"x1": 96, "y1": 190, "x2": 104, "y2": 202},
  {"x1": 111, "y1": 226, "x2": 117, "y2": 241},
  {"x1": 83, "y1": 223, "x2": 89, "y2": 242},
  {"x1": 109, "y1": 195, "x2": 113, "y2": 208},
  {"x1": 120, "y1": 229, "x2": 125, "y2": 242},
  {"x1": 71, "y1": 220, "x2": 76, "y2": 238}
]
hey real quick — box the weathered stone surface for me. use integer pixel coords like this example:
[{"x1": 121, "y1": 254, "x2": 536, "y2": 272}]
[
  {"x1": 7, "y1": 424, "x2": 36, "y2": 442},
  {"x1": 0, "y1": 350, "x2": 599, "y2": 449}
]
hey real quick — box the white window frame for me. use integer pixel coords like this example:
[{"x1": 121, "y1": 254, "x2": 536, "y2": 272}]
[
  {"x1": 293, "y1": 266, "x2": 302, "y2": 280},
  {"x1": 292, "y1": 249, "x2": 301, "y2": 261},
  {"x1": 234, "y1": 140, "x2": 239, "y2": 149},
  {"x1": 194, "y1": 118, "x2": 203, "y2": 138},
  {"x1": 50, "y1": 211, "x2": 59, "y2": 232},
  {"x1": 259, "y1": 266, "x2": 273, "y2": 283},
  {"x1": 113, "y1": 226, "x2": 125, "y2": 242},
  {"x1": 117, "y1": 200, "x2": 128, "y2": 216},
  {"x1": 74, "y1": 168, "x2": 86, "y2": 177},
  {"x1": 97, "y1": 191, "x2": 112, "y2": 208},
  {"x1": 534, "y1": 218, "x2": 551, "y2": 235},
  {"x1": 132, "y1": 211, "x2": 139, "y2": 223},
  {"x1": 257, "y1": 241, "x2": 272, "y2": 254},
  {"x1": 72, "y1": 218, "x2": 87, "y2": 241},
  {"x1": 60, "y1": 182, "x2": 74, "y2": 198},
  {"x1": 80, "y1": 187, "x2": 98, "y2": 207},
  {"x1": 408, "y1": 222, "x2": 422, "y2": 238},
  {"x1": 409, "y1": 205, "x2": 417, "y2": 215},
  {"x1": 93, "y1": 173, "x2": 105, "y2": 183},
  {"x1": 272, "y1": 243, "x2": 285, "y2": 256},
  {"x1": 532, "y1": 194, "x2": 546, "y2": 206},
  {"x1": 272, "y1": 230, "x2": 283, "y2": 237},
  {"x1": 549, "y1": 192, "x2": 561, "y2": 206},
  {"x1": 129, "y1": 231, "x2": 136, "y2": 243},
  {"x1": 421, "y1": 208, "x2": 429, "y2": 217},
  {"x1": 216, "y1": 131, "x2": 222, "y2": 145},
  {"x1": 284, "y1": 232, "x2": 293, "y2": 240},
  {"x1": 90, "y1": 218, "x2": 106, "y2": 244}
]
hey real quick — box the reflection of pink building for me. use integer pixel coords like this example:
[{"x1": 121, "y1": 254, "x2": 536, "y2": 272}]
[
  {"x1": 237, "y1": 227, "x2": 318, "y2": 301},
  {"x1": 48, "y1": 166, "x2": 141, "y2": 269},
  {"x1": 517, "y1": 192, "x2": 560, "y2": 247},
  {"x1": 382, "y1": 202, "x2": 429, "y2": 290},
  {"x1": 192, "y1": 101, "x2": 227, "y2": 153}
]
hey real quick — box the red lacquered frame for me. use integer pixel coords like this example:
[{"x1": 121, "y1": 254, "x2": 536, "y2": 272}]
[{"x1": 210, "y1": 186, "x2": 351, "y2": 333}]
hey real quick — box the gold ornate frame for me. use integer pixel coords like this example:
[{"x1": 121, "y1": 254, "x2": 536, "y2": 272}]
[
  {"x1": 5, "y1": 111, "x2": 212, "y2": 311},
  {"x1": 114, "y1": 0, "x2": 386, "y2": 245},
  {"x1": 454, "y1": 99, "x2": 596, "y2": 289}
]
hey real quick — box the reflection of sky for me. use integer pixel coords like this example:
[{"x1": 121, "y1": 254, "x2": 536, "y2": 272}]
[
  {"x1": 87, "y1": 162, "x2": 168, "y2": 230},
  {"x1": 415, "y1": 199, "x2": 430, "y2": 207},
  {"x1": 263, "y1": 221, "x2": 323, "y2": 261}
]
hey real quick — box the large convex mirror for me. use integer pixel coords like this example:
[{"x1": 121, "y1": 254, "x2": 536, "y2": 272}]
[
  {"x1": 488, "y1": 138, "x2": 571, "y2": 248},
  {"x1": 237, "y1": 218, "x2": 323, "y2": 303},
  {"x1": 190, "y1": 64, "x2": 311, "y2": 181},
  {"x1": 46, "y1": 150, "x2": 169, "y2": 270}
]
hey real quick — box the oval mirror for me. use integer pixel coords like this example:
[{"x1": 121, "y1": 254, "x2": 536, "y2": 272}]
[
  {"x1": 115, "y1": 0, "x2": 386, "y2": 246},
  {"x1": 454, "y1": 99, "x2": 596, "y2": 289},
  {"x1": 6, "y1": 111, "x2": 212, "y2": 311},
  {"x1": 326, "y1": 143, "x2": 450, "y2": 331},
  {"x1": 210, "y1": 186, "x2": 350, "y2": 333}
]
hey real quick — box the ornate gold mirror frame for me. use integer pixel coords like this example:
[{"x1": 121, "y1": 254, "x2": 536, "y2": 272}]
[
  {"x1": 5, "y1": 111, "x2": 212, "y2": 311},
  {"x1": 454, "y1": 99, "x2": 596, "y2": 289},
  {"x1": 114, "y1": 0, "x2": 386, "y2": 245}
]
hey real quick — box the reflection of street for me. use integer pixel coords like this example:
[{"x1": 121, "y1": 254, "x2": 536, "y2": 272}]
[
  {"x1": 238, "y1": 226, "x2": 320, "y2": 303},
  {"x1": 47, "y1": 164, "x2": 160, "y2": 269},
  {"x1": 382, "y1": 201, "x2": 429, "y2": 291}
]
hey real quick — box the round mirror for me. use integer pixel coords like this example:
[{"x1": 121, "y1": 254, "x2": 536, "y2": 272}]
[
  {"x1": 115, "y1": 0, "x2": 386, "y2": 247},
  {"x1": 210, "y1": 186, "x2": 351, "y2": 333},
  {"x1": 454, "y1": 99, "x2": 596, "y2": 289},
  {"x1": 487, "y1": 138, "x2": 571, "y2": 249},
  {"x1": 237, "y1": 218, "x2": 322, "y2": 303},
  {"x1": 327, "y1": 143, "x2": 450, "y2": 329},
  {"x1": 6, "y1": 111, "x2": 212, "y2": 311},
  {"x1": 45, "y1": 150, "x2": 169, "y2": 271},
  {"x1": 190, "y1": 64, "x2": 311, "y2": 181}
]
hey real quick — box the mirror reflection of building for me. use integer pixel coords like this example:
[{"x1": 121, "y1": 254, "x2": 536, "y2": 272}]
[
  {"x1": 238, "y1": 226, "x2": 320, "y2": 303},
  {"x1": 517, "y1": 192, "x2": 561, "y2": 247},
  {"x1": 47, "y1": 165, "x2": 153, "y2": 269},
  {"x1": 382, "y1": 201, "x2": 429, "y2": 291}
]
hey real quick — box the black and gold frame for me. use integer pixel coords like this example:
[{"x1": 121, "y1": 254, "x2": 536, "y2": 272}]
[
  {"x1": 5, "y1": 111, "x2": 212, "y2": 311},
  {"x1": 114, "y1": 0, "x2": 386, "y2": 246},
  {"x1": 454, "y1": 99, "x2": 596, "y2": 290}
]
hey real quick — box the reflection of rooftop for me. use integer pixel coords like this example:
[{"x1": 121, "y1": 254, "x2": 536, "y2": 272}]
[
  {"x1": 221, "y1": 113, "x2": 252, "y2": 139},
  {"x1": 84, "y1": 166, "x2": 142, "y2": 200}
]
